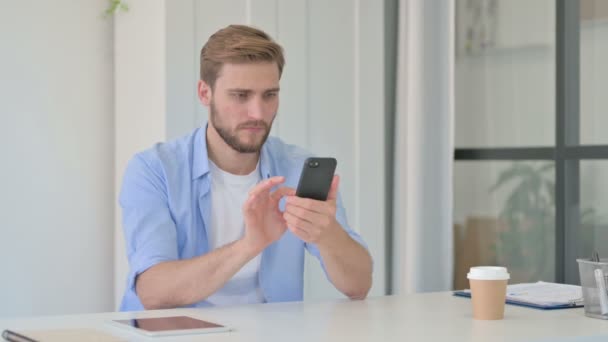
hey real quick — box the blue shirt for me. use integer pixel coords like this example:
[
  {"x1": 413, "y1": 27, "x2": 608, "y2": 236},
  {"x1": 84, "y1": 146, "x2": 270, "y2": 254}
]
[{"x1": 119, "y1": 125, "x2": 368, "y2": 311}]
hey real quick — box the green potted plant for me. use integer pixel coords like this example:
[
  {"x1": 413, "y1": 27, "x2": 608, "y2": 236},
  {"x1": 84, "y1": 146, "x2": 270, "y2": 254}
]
[
  {"x1": 490, "y1": 162, "x2": 602, "y2": 283},
  {"x1": 104, "y1": 0, "x2": 129, "y2": 17},
  {"x1": 490, "y1": 162, "x2": 556, "y2": 282}
]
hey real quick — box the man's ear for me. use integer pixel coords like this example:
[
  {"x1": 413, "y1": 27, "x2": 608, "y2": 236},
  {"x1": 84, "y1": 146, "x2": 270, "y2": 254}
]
[{"x1": 198, "y1": 80, "x2": 212, "y2": 106}]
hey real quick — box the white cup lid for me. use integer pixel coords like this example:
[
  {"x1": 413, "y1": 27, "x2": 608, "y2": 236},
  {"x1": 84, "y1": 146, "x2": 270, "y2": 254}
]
[{"x1": 467, "y1": 266, "x2": 510, "y2": 280}]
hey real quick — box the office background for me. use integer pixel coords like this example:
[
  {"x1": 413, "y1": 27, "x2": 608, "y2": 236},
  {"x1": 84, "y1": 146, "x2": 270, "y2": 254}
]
[{"x1": 1, "y1": 0, "x2": 606, "y2": 319}]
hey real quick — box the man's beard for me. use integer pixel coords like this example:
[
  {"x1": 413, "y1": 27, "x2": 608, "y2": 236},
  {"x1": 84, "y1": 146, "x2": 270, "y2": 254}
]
[{"x1": 209, "y1": 101, "x2": 273, "y2": 153}]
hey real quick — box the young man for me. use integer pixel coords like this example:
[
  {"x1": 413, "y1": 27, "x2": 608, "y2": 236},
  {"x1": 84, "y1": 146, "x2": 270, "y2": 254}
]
[{"x1": 119, "y1": 25, "x2": 372, "y2": 311}]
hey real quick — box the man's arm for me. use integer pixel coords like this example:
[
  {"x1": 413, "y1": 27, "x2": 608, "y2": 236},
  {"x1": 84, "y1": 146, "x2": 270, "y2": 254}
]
[
  {"x1": 136, "y1": 239, "x2": 258, "y2": 310},
  {"x1": 316, "y1": 227, "x2": 372, "y2": 299},
  {"x1": 283, "y1": 175, "x2": 373, "y2": 299},
  {"x1": 136, "y1": 176, "x2": 293, "y2": 310}
]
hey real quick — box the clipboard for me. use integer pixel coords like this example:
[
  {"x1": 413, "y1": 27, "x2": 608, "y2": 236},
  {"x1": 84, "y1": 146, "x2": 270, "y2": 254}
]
[{"x1": 453, "y1": 281, "x2": 584, "y2": 310}]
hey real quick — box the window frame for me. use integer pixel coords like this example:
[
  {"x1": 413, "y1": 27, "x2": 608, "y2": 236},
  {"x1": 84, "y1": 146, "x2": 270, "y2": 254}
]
[{"x1": 454, "y1": 0, "x2": 608, "y2": 284}]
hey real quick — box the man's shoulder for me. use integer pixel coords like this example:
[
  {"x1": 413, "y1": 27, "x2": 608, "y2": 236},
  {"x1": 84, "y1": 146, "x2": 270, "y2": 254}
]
[
  {"x1": 264, "y1": 136, "x2": 312, "y2": 170},
  {"x1": 132, "y1": 129, "x2": 198, "y2": 174}
]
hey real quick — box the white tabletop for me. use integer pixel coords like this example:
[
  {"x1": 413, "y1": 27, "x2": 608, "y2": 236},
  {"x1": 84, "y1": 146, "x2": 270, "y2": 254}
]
[{"x1": 2, "y1": 293, "x2": 608, "y2": 342}]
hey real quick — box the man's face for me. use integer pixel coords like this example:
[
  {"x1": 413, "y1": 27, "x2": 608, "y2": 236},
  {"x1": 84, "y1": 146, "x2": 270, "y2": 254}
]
[{"x1": 202, "y1": 62, "x2": 280, "y2": 153}]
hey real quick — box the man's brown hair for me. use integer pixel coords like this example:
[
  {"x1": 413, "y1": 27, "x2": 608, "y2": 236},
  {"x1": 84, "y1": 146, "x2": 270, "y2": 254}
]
[{"x1": 200, "y1": 25, "x2": 285, "y2": 88}]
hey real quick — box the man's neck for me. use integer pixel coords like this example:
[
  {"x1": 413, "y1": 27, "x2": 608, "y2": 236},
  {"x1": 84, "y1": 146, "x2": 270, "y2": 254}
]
[{"x1": 206, "y1": 124, "x2": 260, "y2": 175}]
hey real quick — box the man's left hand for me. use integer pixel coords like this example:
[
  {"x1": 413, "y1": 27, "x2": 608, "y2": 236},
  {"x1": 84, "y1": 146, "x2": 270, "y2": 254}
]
[{"x1": 283, "y1": 175, "x2": 344, "y2": 246}]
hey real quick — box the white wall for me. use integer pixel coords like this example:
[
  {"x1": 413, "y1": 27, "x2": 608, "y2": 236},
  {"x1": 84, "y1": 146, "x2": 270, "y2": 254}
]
[
  {"x1": 0, "y1": 1, "x2": 114, "y2": 316},
  {"x1": 113, "y1": 0, "x2": 168, "y2": 311},
  {"x1": 114, "y1": 0, "x2": 388, "y2": 305}
]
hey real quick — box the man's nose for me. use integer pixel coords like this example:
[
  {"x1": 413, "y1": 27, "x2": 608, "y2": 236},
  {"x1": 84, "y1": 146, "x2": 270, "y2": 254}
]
[{"x1": 247, "y1": 97, "x2": 265, "y2": 119}]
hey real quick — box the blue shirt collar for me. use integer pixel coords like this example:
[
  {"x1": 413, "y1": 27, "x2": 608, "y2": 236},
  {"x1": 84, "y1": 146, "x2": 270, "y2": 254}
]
[
  {"x1": 259, "y1": 140, "x2": 273, "y2": 179},
  {"x1": 192, "y1": 126, "x2": 209, "y2": 180},
  {"x1": 192, "y1": 123, "x2": 273, "y2": 180}
]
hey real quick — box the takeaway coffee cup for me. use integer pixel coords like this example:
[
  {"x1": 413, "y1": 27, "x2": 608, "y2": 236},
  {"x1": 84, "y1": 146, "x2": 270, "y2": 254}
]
[{"x1": 467, "y1": 266, "x2": 510, "y2": 320}]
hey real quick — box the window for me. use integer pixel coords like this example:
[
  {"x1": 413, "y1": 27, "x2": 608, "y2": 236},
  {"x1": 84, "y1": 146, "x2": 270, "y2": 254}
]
[{"x1": 453, "y1": 0, "x2": 608, "y2": 287}]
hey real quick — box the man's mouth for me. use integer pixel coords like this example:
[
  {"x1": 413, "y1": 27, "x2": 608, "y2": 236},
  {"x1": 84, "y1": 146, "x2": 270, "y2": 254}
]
[
  {"x1": 239, "y1": 122, "x2": 267, "y2": 132},
  {"x1": 241, "y1": 126, "x2": 264, "y2": 131}
]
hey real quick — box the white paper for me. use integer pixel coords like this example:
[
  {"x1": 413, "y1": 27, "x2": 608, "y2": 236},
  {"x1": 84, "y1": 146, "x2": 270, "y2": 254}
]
[{"x1": 506, "y1": 281, "x2": 583, "y2": 306}]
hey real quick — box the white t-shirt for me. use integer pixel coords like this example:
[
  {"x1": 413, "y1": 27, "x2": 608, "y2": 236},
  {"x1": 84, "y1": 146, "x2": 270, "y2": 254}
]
[{"x1": 205, "y1": 160, "x2": 265, "y2": 306}]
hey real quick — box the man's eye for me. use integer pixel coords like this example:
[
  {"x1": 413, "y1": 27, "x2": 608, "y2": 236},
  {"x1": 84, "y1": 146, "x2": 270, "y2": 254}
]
[
  {"x1": 232, "y1": 93, "x2": 248, "y2": 100},
  {"x1": 265, "y1": 92, "x2": 277, "y2": 99}
]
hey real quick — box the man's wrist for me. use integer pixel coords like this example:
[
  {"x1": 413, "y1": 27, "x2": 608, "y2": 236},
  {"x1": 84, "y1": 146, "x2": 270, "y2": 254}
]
[
  {"x1": 235, "y1": 238, "x2": 264, "y2": 259},
  {"x1": 317, "y1": 222, "x2": 348, "y2": 251}
]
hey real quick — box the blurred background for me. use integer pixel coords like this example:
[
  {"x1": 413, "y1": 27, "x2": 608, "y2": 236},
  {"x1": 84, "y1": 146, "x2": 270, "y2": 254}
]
[
  {"x1": 453, "y1": 0, "x2": 608, "y2": 289},
  {"x1": 0, "y1": 0, "x2": 606, "y2": 319}
]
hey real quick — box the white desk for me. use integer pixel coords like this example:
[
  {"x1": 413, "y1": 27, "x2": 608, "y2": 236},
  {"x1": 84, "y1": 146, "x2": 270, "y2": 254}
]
[{"x1": 2, "y1": 293, "x2": 608, "y2": 342}]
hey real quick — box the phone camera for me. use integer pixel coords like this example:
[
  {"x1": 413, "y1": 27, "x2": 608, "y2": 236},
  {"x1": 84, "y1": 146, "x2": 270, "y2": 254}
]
[{"x1": 309, "y1": 161, "x2": 319, "y2": 168}]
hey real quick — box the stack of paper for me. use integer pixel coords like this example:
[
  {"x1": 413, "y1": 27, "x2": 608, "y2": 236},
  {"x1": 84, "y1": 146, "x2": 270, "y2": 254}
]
[{"x1": 454, "y1": 281, "x2": 584, "y2": 310}]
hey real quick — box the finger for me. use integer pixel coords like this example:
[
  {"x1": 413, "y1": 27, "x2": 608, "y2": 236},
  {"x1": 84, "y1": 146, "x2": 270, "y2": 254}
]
[
  {"x1": 285, "y1": 203, "x2": 324, "y2": 225},
  {"x1": 242, "y1": 201, "x2": 254, "y2": 216},
  {"x1": 283, "y1": 211, "x2": 315, "y2": 232},
  {"x1": 270, "y1": 186, "x2": 296, "y2": 202},
  {"x1": 284, "y1": 212, "x2": 321, "y2": 244},
  {"x1": 286, "y1": 196, "x2": 330, "y2": 215},
  {"x1": 287, "y1": 224, "x2": 311, "y2": 242},
  {"x1": 242, "y1": 193, "x2": 259, "y2": 212},
  {"x1": 249, "y1": 176, "x2": 285, "y2": 198},
  {"x1": 327, "y1": 175, "x2": 340, "y2": 201}
]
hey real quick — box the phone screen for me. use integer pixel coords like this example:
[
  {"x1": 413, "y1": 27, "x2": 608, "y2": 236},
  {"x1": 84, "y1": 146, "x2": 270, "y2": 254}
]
[{"x1": 112, "y1": 316, "x2": 224, "y2": 332}]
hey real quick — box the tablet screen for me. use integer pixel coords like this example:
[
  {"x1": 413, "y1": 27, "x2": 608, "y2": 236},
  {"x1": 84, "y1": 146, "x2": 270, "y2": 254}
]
[{"x1": 112, "y1": 316, "x2": 225, "y2": 332}]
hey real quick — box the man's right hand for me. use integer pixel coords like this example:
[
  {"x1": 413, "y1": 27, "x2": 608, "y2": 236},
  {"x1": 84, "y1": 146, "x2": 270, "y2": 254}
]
[
  {"x1": 241, "y1": 176, "x2": 295, "y2": 255},
  {"x1": 137, "y1": 176, "x2": 294, "y2": 309}
]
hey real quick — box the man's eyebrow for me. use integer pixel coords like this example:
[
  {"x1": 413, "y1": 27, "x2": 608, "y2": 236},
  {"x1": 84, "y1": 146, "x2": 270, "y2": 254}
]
[
  {"x1": 227, "y1": 88, "x2": 252, "y2": 93},
  {"x1": 226, "y1": 88, "x2": 280, "y2": 93}
]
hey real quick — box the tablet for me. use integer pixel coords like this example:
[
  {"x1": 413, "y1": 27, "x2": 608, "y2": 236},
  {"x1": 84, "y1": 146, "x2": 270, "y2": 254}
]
[{"x1": 108, "y1": 316, "x2": 231, "y2": 337}]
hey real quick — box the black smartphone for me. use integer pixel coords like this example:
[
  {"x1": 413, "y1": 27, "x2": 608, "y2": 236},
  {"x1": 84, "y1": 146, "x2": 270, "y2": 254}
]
[{"x1": 295, "y1": 157, "x2": 337, "y2": 201}]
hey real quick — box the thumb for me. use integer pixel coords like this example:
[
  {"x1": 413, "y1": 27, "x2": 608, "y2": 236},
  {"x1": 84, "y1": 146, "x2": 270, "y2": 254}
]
[{"x1": 327, "y1": 175, "x2": 340, "y2": 201}]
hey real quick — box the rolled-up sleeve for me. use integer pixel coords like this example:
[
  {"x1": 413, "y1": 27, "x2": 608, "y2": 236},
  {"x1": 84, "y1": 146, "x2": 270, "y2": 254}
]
[
  {"x1": 120, "y1": 154, "x2": 178, "y2": 296},
  {"x1": 305, "y1": 191, "x2": 371, "y2": 279}
]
